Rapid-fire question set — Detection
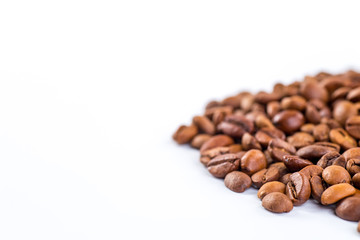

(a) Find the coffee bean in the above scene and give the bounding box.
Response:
[255,114,274,129]
[267,101,281,119]
[241,150,267,176]
[258,181,286,200]
[262,192,293,213]
[320,76,347,93]
[286,172,311,206]
[317,151,346,168]
[224,171,252,193]
[310,175,326,203]
[333,100,358,126]
[336,196,360,221]
[343,147,360,161]
[287,132,315,149]
[322,165,351,185]
[268,138,296,162]
[300,123,315,134]
[280,95,307,111]
[255,127,286,147]
[300,80,328,102]
[242,132,261,151]
[280,173,292,185]
[352,173,360,189]
[346,116,360,139]
[200,146,243,165]
[296,144,339,162]
[173,125,198,144]
[193,116,216,135]
[321,117,342,129]
[299,165,323,179]
[313,124,330,142]
[251,167,280,188]
[283,155,313,172]
[269,162,288,178]
[205,106,233,119]
[221,95,242,108]
[347,86,360,102]
[240,94,255,112]
[273,110,305,134]
[329,128,357,150]
[200,135,234,153]
[321,183,356,205]
[346,159,360,176]
[191,134,212,149]
[217,114,254,138]
[207,153,241,178]
[254,91,280,104]
[331,87,351,101]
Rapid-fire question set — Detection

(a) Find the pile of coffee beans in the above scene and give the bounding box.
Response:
[173,70,360,232]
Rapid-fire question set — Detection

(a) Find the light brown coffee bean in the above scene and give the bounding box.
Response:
[258,181,286,200]
[262,192,293,213]
[286,172,311,206]
[200,135,234,153]
[343,147,360,161]
[287,132,315,149]
[200,146,243,165]
[321,183,356,205]
[300,123,315,134]
[255,114,275,129]
[255,127,286,147]
[280,95,307,111]
[217,115,254,138]
[322,165,351,185]
[300,80,328,102]
[173,125,198,144]
[336,196,360,221]
[333,100,358,126]
[346,116,360,139]
[273,110,305,134]
[329,128,357,150]
[221,95,242,108]
[299,165,323,179]
[313,124,330,142]
[224,171,252,193]
[241,150,267,176]
[331,86,351,101]
[191,134,212,149]
[241,132,261,151]
[207,153,241,178]
[346,159,360,176]
[251,167,280,188]
[317,151,346,169]
[352,173,360,189]
[192,116,216,135]
[321,117,342,129]
[279,173,292,185]
[254,91,280,104]
[310,175,326,203]
[267,101,281,119]
[347,86,360,102]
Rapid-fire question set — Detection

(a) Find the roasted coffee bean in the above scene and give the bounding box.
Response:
[317,152,346,169]
[255,115,274,129]
[224,171,252,193]
[313,124,329,142]
[173,125,198,144]
[267,101,281,119]
[217,115,254,138]
[329,128,357,150]
[279,173,292,185]
[283,155,313,172]
[331,87,351,101]
[287,132,315,149]
[200,135,234,153]
[262,192,293,213]
[280,95,307,111]
[269,162,288,178]
[296,143,339,162]
[320,76,347,93]
[240,94,255,112]
[207,153,241,178]
[310,175,326,203]
[191,134,212,149]
[192,116,216,135]
[251,167,280,188]
[300,80,328,102]
[322,165,351,185]
[221,95,242,108]
[241,150,267,176]
[285,172,311,206]
[258,181,286,200]
[268,138,296,162]
[205,106,233,119]
[255,127,286,147]
[200,146,243,165]
[347,86,360,102]
[321,118,342,129]
[352,173,360,189]
[300,123,315,134]
[205,100,221,109]
[336,196,360,221]
[299,165,323,179]
[321,183,356,205]
[305,100,331,124]
[264,150,274,166]
[333,100,358,126]
[343,147,360,161]
[346,159,360,176]
[273,110,305,134]
[241,132,261,150]
[346,116,360,139]
[254,91,280,104]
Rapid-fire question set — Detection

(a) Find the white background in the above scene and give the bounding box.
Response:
[1,1,360,239]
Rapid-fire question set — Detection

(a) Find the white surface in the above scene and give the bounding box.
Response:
[1,0,360,239]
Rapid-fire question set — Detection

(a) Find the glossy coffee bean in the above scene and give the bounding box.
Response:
[287,132,314,149]
[191,134,211,149]
[279,173,292,185]
[335,196,360,221]
[346,116,360,139]
[280,95,307,111]
[251,167,280,188]
[352,173,360,189]
[267,101,281,119]
[254,127,285,147]
[217,115,254,138]
[313,124,329,142]
[343,147,360,161]
[173,125,198,144]
[317,151,346,168]
[310,175,326,203]
[241,150,267,176]
[299,165,323,179]
[200,135,234,153]
[346,159,360,176]
[322,165,351,185]
[286,172,311,206]
[200,145,243,165]
[321,183,356,205]
[300,80,328,102]
[262,192,293,213]
[255,115,275,129]
[329,128,357,150]
[207,153,241,178]
[268,138,296,162]
[333,100,357,126]
[224,171,252,193]
[283,155,313,172]
[258,181,286,200]
[347,86,360,102]
[273,110,305,134]
[192,116,216,135]
[241,132,261,151]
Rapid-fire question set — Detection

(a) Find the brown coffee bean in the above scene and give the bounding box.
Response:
[280,95,307,111]
[300,123,315,134]
[264,150,274,166]
[258,181,286,200]
[205,100,221,109]
[287,132,315,149]
[347,86,360,102]
[352,173,360,189]
[329,128,357,150]
[267,101,281,119]
[255,114,274,129]
[173,125,198,144]
[336,196,360,221]
[255,127,286,147]
[251,167,280,188]
[217,115,254,138]
[268,138,296,162]
[317,151,346,168]
[343,147,360,161]
[331,87,351,101]
[205,106,233,119]
[299,165,323,179]
[279,173,292,185]
[224,171,252,193]
[221,95,242,108]
[322,165,351,185]
[300,80,328,102]
[191,134,212,149]
[269,162,288,178]
[296,143,340,162]
[262,192,293,213]
[200,135,234,153]
[241,132,261,151]
[192,116,216,135]
[320,76,347,93]
[200,146,243,165]
[207,153,241,178]
[321,183,356,205]
[240,94,255,112]
[321,118,342,129]
[283,155,313,172]
[346,116,360,139]
[241,150,267,176]
[286,172,311,206]
[346,159,360,176]
[313,124,330,142]
[254,91,280,104]
[333,100,358,126]
[273,110,305,134]
[310,175,326,203]
[305,100,331,124]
